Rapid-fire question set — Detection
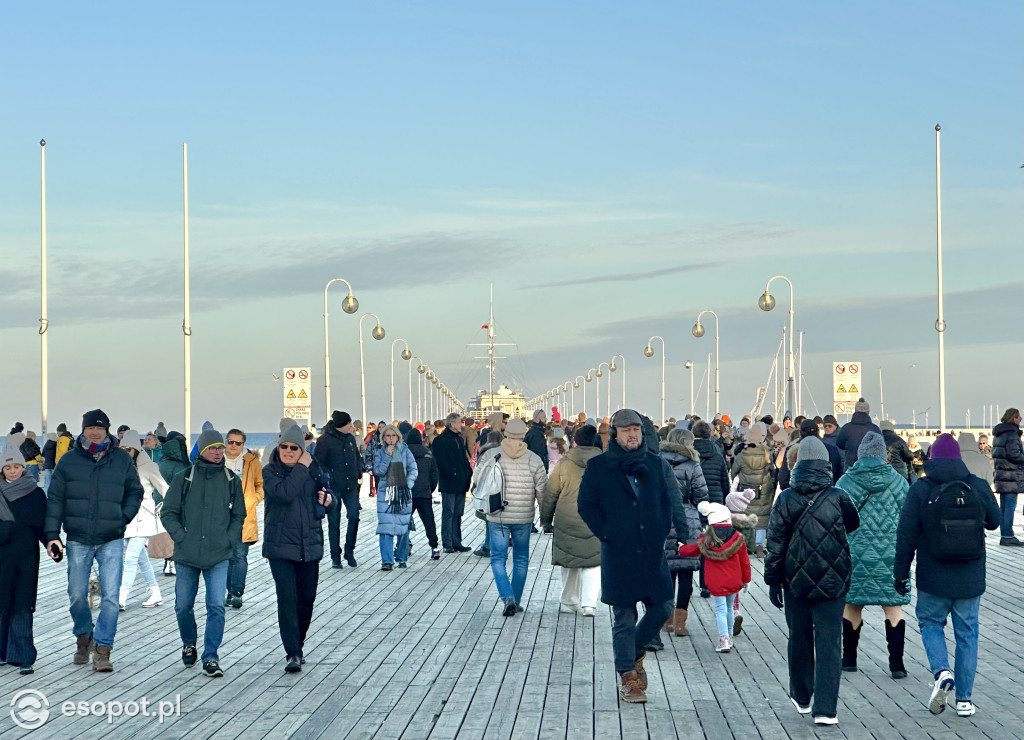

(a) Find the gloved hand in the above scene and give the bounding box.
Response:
[768,584,784,609]
[894,578,910,596]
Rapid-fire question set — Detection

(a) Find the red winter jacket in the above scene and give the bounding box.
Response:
[678,524,751,596]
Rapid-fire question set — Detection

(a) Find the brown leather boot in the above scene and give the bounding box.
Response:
[673,608,689,636]
[619,670,647,703]
[733,614,744,636]
[633,653,648,690]
[73,634,94,665]
[92,645,113,672]
[662,616,674,635]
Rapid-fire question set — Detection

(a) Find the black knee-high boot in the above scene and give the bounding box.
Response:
[842,618,861,672]
[885,619,907,679]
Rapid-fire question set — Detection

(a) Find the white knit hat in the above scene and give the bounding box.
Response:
[697,501,731,526]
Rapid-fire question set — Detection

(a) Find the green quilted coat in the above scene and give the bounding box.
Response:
[837,457,910,606]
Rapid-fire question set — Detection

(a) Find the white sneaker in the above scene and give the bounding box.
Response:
[715,637,731,653]
[790,697,811,715]
[813,715,838,726]
[142,586,163,607]
[581,607,595,617]
[955,701,976,717]
[118,587,129,611]
[559,603,579,614]
[929,670,955,715]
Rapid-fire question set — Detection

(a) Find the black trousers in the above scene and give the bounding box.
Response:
[327,489,360,560]
[0,611,35,666]
[672,570,695,610]
[784,591,844,717]
[411,498,438,549]
[440,492,465,549]
[269,559,320,660]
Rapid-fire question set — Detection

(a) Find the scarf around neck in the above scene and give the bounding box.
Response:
[78,433,111,459]
[384,444,411,513]
[0,474,38,522]
[608,437,649,477]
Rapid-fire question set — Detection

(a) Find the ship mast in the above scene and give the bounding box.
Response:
[469,284,515,411]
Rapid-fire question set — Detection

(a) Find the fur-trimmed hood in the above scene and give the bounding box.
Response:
[698,526,746,560]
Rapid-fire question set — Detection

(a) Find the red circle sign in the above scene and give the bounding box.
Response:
[835,364,845,374]
[849,364,859,374]
[298,370,309,380]
[285,370,296,380]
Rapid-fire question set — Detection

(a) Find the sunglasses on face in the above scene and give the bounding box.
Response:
[226,440,244,446]
[279,444,301,452]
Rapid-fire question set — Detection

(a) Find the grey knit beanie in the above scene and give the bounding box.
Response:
[797,436,829,462]
[279,425,306,449]
[854,398,869,414]
[197,428,225,456]
[858,431,887,461]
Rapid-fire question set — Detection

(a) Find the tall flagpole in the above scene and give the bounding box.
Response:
[39,140,49,435]
[934,125,947,431]
[182,144,192,443]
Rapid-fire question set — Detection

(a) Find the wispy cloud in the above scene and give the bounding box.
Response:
[524,261,725,289]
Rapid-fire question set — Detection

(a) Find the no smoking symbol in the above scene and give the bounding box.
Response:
[835,364,845,374]
[298,370,309,380]
[285,370,296,380]
[849,364,859,374]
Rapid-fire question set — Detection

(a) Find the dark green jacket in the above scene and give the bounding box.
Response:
[160,458,246,570]
[158,436,190,484]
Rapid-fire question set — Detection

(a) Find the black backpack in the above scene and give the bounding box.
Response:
[924,479,985,562]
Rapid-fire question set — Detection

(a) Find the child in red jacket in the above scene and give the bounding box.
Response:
[678,502,751,652]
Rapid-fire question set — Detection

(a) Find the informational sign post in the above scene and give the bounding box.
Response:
[832,361,862,416]
[283,367,312,425]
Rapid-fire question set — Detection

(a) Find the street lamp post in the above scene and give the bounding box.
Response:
[596,362,610,420]
[573,375,585,419]
[644,336,666,424]
[692,310,720,416]
[323,278,359,420]
[758,276,795,416]
[934,124,947,431]
[684,361,694,417]
[412,357,424,420]
[390,338,412,422]
[358,313,385,427]
[586,369,597,419]
[610,354,626,410]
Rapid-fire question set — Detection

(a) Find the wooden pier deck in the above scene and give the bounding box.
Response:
[1,492,1021,739]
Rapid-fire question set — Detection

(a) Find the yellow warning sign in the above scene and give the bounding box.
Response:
[298,389,308,399]
[836,384,846,394]
[849,383,858,394]
[286,389,296,399]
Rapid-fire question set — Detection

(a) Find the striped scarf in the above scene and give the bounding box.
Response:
[384,445,411,513]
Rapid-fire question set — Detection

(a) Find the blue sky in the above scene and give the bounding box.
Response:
[0,2,1021,432]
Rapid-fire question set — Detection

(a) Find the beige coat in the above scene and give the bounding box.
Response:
[540,446,602,568]
[481,439,547,525]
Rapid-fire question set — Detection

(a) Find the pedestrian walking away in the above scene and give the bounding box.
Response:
[262,425,331,672]
[160,428,246,678]
[118,430,169,611]
[578,409,690,705]
[991,408,1024,545]
[894,433,999,718]
[764,436,860,726]
[406,428,440,560]
[44,409,144,673]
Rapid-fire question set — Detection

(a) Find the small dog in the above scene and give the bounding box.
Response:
[88,577,101,610]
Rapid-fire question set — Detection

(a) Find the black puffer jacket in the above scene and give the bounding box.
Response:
[432,428,472,494]
[693,438,729,504]
[660,443,709,572]
[894,458,999,599]
[524,422,549,471]
[44,439,144,545]
[883,430,915,483]
[41,438,57,471]
[408,441,439,499]
[261,453,327,562]
[314,424,362,494]
[992,422,1024,495]
[19,437,41,465]
[764,459,860,601]
[836,412,882,470]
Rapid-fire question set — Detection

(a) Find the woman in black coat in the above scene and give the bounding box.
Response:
[0,446,48,674]
[262,429,332,673]
[406,429,440,560]
[992,408,1024,545]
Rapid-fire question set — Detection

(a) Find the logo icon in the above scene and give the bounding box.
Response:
[11,689,49,730]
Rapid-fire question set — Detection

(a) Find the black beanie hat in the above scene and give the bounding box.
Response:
[574,425,599,448]
[799,419,819,438]
[332,410,352,428]
[823,414,839,427]
[56,423,67,433]
[406,428,423,446]
[398,421,413,439]
[82,409,111,431]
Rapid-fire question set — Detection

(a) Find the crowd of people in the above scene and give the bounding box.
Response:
[0,399,1017,728]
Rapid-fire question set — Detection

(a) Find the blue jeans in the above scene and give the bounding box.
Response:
[999,493,1018,538]
[755,529,767,546]
[487,522,531,604]
[66,540,124,648]
[121,537,157,593]
[713,595,735,639]
[379,533,410,564]
[174,561,228,662]
[916,590,981,701]
[227,541,250,597]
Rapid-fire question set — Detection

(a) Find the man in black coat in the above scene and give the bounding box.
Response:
[432,412,472,553]
[692,421,729,504]
[314,411,363,568]
[578,409,688,705]
[777,419,843,489]
[524,410,549,471]
[894,434,998,717]
[835,399,882,470]
[880,420,915,484]
[44,409,144,672]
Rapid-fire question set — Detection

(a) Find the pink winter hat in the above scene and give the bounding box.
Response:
[726,489,756,513]
[929,433,961,460]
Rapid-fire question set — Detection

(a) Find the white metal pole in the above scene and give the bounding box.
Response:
[935,124,947,431]
[689,364,694,417]
[879,366,886,421]
[797,331,804,418]
[706,352,711,420]
[408,358,413,422]
[39,140,48,435]
[714,321,720,416]
[358,313,380,427]
[182,143,192,443]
